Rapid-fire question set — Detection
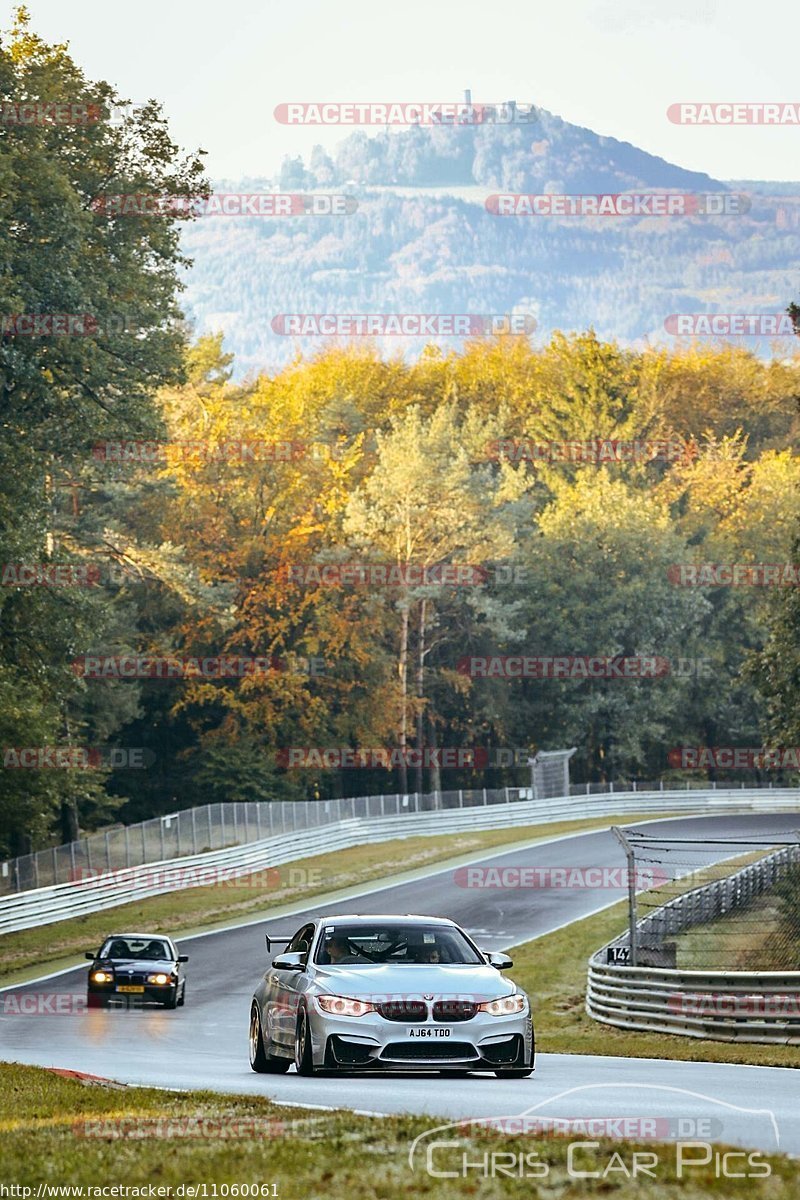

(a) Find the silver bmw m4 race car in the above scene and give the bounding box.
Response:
[249,914,534,1076]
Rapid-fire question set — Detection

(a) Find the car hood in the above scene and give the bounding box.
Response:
[312,963,518,1000]
[97,958,175,972]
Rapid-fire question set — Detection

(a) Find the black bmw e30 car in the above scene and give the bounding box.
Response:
[86,932,188,1008]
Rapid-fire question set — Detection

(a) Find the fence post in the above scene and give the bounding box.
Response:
[482,788,487,805]
[124,827,130,869]
[70,841,77,878]
[458,790,463,807]
[191,807,198,853]
[611,826,638,967]
[51,847,57,886]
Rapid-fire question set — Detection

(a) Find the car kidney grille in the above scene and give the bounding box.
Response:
[433,1000,478,1022]
[117,973,145,985]
[377,1000,428,1022]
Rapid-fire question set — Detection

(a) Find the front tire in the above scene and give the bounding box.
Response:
[294,1007,316,1076]
[250,1004,291,1074]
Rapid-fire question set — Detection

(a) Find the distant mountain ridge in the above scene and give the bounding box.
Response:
[180,107,799,376]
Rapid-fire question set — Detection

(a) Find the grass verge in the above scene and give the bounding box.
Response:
[0,1062,796,1198]
[0,811,683,984]
[675,892,799,970]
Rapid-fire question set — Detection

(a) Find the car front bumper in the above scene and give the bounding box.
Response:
[307,1004,534,1069]
[87,982,178,1006]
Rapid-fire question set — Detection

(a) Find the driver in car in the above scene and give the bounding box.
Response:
[325,935,364,964]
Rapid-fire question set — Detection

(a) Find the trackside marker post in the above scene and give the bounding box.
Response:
[611,825,638,967]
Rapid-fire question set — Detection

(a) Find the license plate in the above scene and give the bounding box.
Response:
[116,985,145,994]
[407,1027,452,1038]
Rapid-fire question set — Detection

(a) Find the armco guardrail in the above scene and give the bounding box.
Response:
[0,787,798,936]
[2,778,794,895]
[587,845,800,1044]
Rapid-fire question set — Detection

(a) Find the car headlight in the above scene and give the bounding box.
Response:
[477,994,526,1017]
[146,973,170,985]
[91,970,113,984]
[316,995,376,1017]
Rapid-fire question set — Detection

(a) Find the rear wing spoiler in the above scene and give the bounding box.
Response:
[265,934,292,954]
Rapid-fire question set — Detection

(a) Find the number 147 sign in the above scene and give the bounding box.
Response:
[606,946,630,964]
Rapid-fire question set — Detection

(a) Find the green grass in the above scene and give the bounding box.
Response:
[674,893,800,971]
[0,1062,796,1198]
[0,811,683,984]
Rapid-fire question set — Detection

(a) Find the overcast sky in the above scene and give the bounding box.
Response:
[4,0,800,182]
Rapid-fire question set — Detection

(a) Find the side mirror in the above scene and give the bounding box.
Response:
[272,951,304,972]
[486,951,513,970]
[177,955,189,963]
[85,951,96,960]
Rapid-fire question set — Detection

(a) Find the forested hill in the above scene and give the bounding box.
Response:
[180,109,800,376]
[271,107,720,191]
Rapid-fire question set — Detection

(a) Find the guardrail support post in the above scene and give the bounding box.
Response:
[612,825,638,967]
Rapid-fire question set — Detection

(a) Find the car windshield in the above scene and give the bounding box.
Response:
[100,937,172,960]
[314,923,483,965]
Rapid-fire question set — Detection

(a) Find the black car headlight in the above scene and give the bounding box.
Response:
[146,973,170,985]
[90,970,114,984]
